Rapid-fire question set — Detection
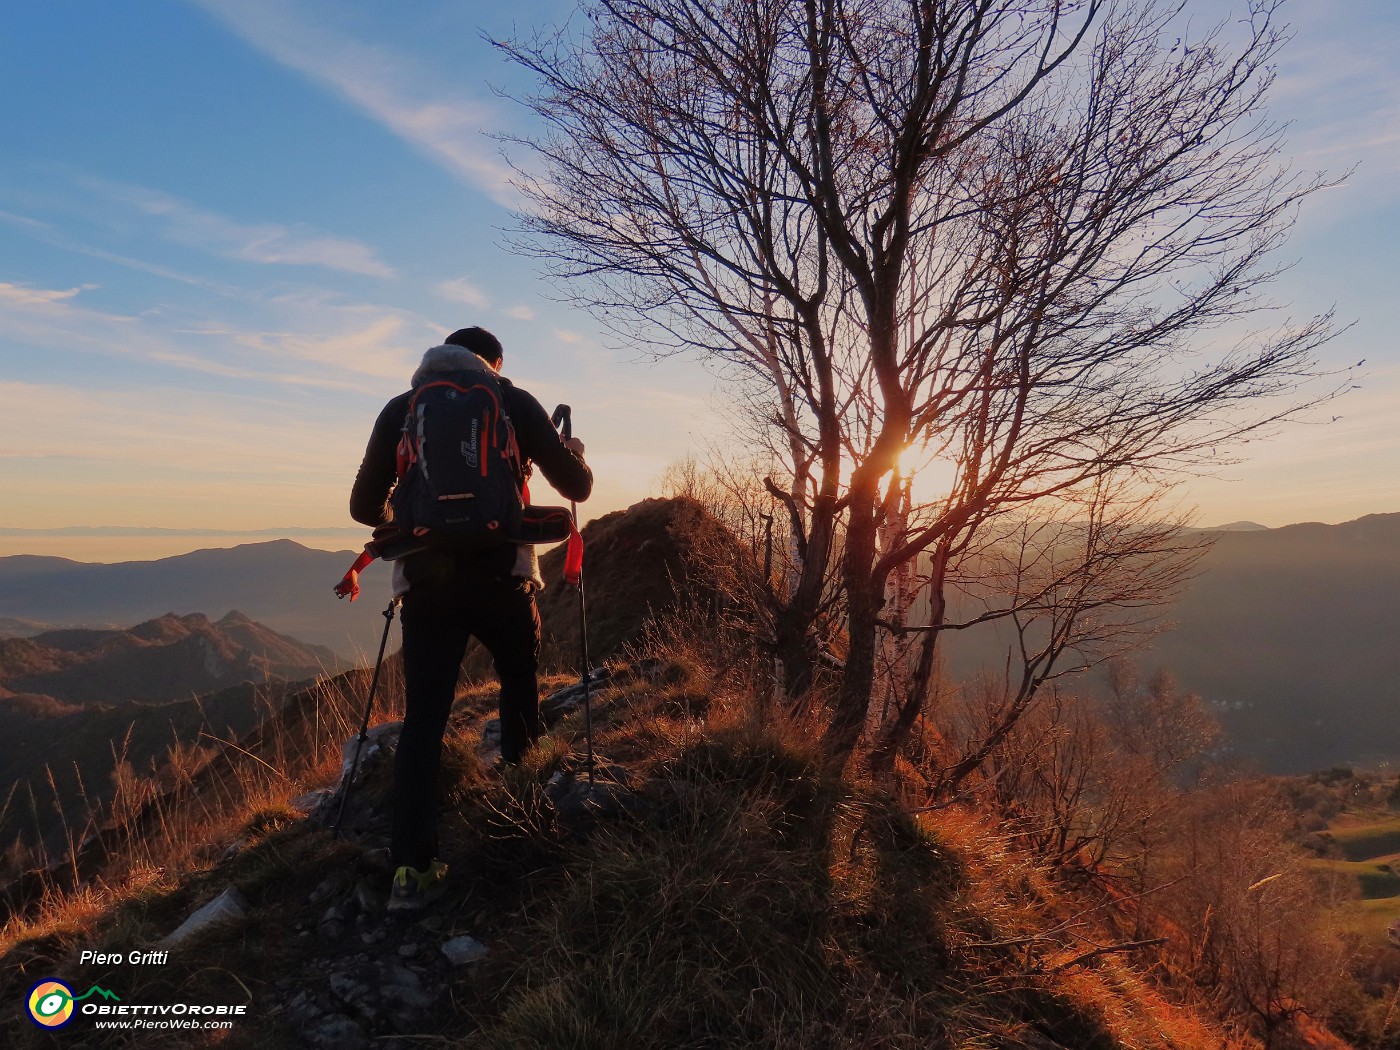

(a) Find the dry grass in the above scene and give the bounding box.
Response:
[0,631,1254,1050]
[449,681,1242,1050]
[0,661,396,958]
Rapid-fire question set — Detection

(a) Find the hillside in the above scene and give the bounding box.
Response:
[0,500,1375,1049]
[1147,513,1400,772]
[0,617,56,640]
[941,512,1400,773]
[1283,769,1400,952]
[0,611,344,704]
[0,612,345,875]
[465,496,743,678]
[2,508,1396,773]
[0,661,1270,1050]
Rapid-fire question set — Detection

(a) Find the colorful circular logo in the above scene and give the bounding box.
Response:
[27,980,76,1028]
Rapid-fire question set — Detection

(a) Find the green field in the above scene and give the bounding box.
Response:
[1334,897,1400,944]
[1310,858,1400,899]
[1315,813,1400,948]
[1329,815,1400,863]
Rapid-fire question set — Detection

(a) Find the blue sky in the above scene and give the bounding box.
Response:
[1,0,1396,561]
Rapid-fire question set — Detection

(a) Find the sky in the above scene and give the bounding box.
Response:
[1,0,1396,563]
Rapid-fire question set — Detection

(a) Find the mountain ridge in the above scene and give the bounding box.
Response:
[2,509,1397,772]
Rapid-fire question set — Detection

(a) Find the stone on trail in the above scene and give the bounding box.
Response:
[440,935,489,966]
[161,885,249,947]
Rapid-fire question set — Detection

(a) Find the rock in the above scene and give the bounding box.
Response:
[398,943,421,959]
[329,973,369,1004]
[593,762,632,786]
[440,935,489,966]
[545,771,648,824]
[540,671,610,726]
[309,873,349,905]
[319,902,350,940]
[303,1013,370,1050]
[161,886,248,947]
[340,722,403,781]
[306,959,443,1039]
[319,722,404,831]
[284,989,318,1026]
[479,718,502,749]
[378,961,435,1012]
[292,788,332,815]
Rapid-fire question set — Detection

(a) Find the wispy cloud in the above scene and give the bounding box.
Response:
[2,177,352,293]
[434,277,490,308]
[505,305,535,321]
[0,280,431,390]
[79,177,394,277]
[1265,3,1400,210]
[187,0,520,208]
[0,209,48,230]
[0,283,88,308]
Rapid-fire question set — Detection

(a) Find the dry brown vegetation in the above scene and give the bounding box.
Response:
[0,618,1268,1049]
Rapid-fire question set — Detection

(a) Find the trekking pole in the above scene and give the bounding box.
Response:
[552,404,594,786]
[333,596,400,834]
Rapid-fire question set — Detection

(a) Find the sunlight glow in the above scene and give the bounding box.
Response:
[896,444,960,509]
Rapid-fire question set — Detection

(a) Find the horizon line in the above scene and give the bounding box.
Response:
[0,526,366,537]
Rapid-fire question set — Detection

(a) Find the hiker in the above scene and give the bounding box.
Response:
[349,327,592,910]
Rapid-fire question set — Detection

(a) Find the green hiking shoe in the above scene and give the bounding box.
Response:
[387,861,448,913]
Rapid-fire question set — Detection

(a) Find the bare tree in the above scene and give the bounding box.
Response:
[499,0,1337,767]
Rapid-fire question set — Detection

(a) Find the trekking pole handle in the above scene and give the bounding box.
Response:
[551,404,572,440]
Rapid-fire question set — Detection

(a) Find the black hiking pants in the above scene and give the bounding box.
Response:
[392,553,541,871]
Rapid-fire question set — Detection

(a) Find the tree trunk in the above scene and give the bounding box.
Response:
[821,487,883,766]
[773,488,838,703]
[868,545,948,774]
[773,612,817,700]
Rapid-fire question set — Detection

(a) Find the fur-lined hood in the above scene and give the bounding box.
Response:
[411,344,497,388]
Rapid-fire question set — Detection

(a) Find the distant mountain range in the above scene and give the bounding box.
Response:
[1145,513,1400,773]
[0,610,345,704]
[940,513,1400,773]
[0,540,392,657]
[0,511,1396,774]
[0,526,365,537]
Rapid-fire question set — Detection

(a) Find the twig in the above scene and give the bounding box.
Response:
[1051,937,1167,973]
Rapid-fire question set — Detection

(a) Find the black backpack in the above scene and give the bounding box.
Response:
[390,370,524,547]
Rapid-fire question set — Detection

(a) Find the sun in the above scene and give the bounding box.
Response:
[895,444,961,509]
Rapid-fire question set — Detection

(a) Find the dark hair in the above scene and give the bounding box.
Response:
[444,327,503,364]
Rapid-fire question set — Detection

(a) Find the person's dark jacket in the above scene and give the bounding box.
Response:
[349,345,592,580]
